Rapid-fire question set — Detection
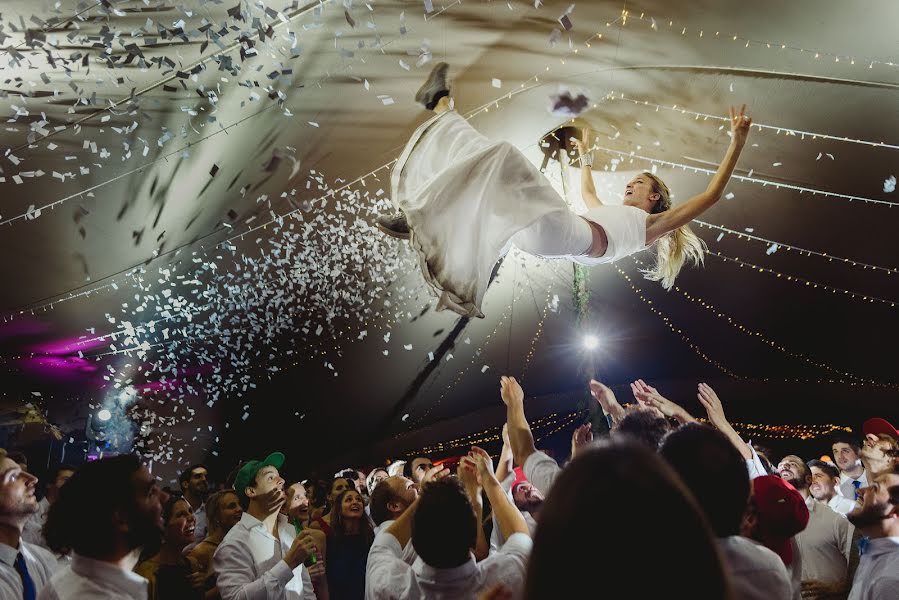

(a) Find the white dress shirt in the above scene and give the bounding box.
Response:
[839,471,868,502]
[847,537,899,600]
[373,521,418,564]
[214,511,315,600]
[827,494,858,517]
[365,531,532,600]
[22,498,51,548]
[522,451,561,496]
[797,496,853,584]
[716,536,792,600]
[193,501,208,542]
[0,540,59,598]
[37,553,147,600]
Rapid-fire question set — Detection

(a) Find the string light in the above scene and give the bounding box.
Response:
[607,93,899,150]
[694,221,899,275]
[588,143,898,208]
[707,251,896,308]
[629,257,899,390]
[620,9,896,69]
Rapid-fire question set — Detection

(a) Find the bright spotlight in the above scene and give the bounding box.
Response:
[583,335,599,350]
[97,409,112,422]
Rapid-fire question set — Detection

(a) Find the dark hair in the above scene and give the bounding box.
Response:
[525,439,730,599]
[412,478,476,569]
[369,479,398,526]
[7,451,27,467]
[44,455,147,557]
[329,489,374,544]
[50,464,77,481]
[403,457,428,479]
[162,494,189,525]
[831,433,861,453]
[659,423,750,537]
[179,464,208,486]
[807,459,840,480]
[615,410,672,450]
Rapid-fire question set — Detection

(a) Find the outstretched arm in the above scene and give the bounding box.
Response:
[697,383,752,460]
[570,128,603,209]
[501,376,538,466]
[645,105,752,243]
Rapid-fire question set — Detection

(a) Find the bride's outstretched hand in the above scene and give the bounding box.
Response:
[570,127,594,156]
[730,104,752,147]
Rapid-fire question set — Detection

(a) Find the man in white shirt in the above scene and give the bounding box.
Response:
[22,465,75,550]
[365,447,531,599]
[808,459,858,516]
[778,455,856,598]
[833,434,868,501]
[38,454,167,600]
[369,476,417,536]
[214,452,322,600]
[660,423,792,600]
[846,463,899,600]
[180,464,211,542]
[0,448,60,599]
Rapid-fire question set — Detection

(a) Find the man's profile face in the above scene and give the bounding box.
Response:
[126,466,167,552]
[848,473,899,530]
[0,457,39,522]
[832,442,860,472]
[512,481,544,513]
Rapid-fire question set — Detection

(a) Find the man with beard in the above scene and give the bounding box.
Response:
[846,463,899,600]
[214,452,323,600]
[39,455,168,600]
[0,448,59,599]
[860,433,898,478]
[808,459,858,516]
[179,464,210,542]
[777,455,855,600]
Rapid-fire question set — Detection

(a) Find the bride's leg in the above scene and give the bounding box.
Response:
[510,210,596,258]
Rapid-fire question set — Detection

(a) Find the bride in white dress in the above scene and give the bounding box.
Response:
[377,63,753,318]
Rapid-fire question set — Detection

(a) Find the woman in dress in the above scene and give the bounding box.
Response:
[187,490,243,599]
[135,496,203,600]
[376,63,752,318]
[325,488,375,600]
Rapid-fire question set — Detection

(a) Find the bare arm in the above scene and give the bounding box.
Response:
[501,376,538,466]
[470,447,529,539]
[645,105,752,243]
[570,129,603,209]
[495,425,513,484]
[697,383,752,460]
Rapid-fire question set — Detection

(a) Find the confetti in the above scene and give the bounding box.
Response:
[885,175,896,193]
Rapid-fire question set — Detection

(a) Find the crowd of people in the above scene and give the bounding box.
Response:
[0,376,896,599]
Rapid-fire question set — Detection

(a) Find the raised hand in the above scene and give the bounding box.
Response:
[468,446,497,485]
[729,104,752,147]
[457,455,481,494]
[501,423,510,447]
[589,379,625,423]
[569,127,595,156]
[631,379,694,423]
[571,423,593,459]
[500,376,525,407]
[697,382,729,430]
[420,463,450,488]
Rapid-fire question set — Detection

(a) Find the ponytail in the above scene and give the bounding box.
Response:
[638,172,707,289]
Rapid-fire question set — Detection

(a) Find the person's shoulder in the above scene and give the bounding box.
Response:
[719,536,787,571]
[22,540,58,565]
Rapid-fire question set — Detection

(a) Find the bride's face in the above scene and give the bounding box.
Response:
[622,176,660,213]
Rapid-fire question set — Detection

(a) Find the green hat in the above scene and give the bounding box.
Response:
[234,452,285,503]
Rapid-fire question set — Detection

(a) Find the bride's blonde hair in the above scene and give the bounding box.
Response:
[640,172,707,289]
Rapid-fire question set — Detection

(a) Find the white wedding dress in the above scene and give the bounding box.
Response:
[390,110,649,318]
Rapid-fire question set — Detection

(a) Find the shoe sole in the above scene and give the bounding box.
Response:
[376,222,411,240]
[415,62,449,105]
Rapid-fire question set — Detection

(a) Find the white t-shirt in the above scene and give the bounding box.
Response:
[716,536,792,600]
[37,554,148,600]
[0,540,59,598]
[365,531,531,599]
[847,536,899,600]
[214,512,316,600]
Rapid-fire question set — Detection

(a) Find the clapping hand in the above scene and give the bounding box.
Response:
[571,423,593,459]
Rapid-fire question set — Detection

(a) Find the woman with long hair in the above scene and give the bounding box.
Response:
[187,490,243,599]
[325,488,375,600]
[135,495,203,600]
[309,477,353,535]
[376,63,752,318]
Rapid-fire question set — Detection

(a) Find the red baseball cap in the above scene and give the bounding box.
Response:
[751,475,810,566]
[863,418,899,438]
[511,467,528,495]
